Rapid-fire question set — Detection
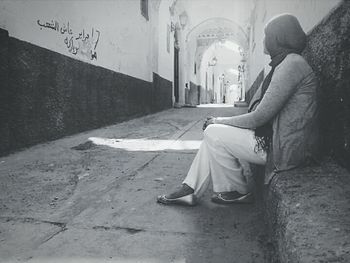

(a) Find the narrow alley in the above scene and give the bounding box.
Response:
[1,0,350,262]
[0,106,271,262]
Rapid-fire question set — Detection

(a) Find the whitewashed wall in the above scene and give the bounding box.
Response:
[0,0,158,82]
[180,0,253,31]
[157,0,174,82]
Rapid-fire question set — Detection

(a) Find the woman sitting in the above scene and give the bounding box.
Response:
[157,14,319,206]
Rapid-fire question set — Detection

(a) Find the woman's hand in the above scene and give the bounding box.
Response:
[202,116,216,131]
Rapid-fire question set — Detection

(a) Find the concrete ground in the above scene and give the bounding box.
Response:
[0,105,271,263]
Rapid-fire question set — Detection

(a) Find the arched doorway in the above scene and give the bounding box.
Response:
[184,17,249,105]
[198,40,246,105]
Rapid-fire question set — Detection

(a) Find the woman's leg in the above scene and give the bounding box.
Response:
[182,137,212,197]
[156,139,209,205]
[183,124,267,196]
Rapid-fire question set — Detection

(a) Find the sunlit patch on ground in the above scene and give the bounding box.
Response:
[88,137,202,152]
[197,104,234,108]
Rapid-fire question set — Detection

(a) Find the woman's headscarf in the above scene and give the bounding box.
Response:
[264,14,307,66]
[251,14,307,153]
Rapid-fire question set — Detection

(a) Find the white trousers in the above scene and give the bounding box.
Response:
[183,124,267,197]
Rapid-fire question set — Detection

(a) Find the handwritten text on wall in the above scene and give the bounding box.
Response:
[37,19,100,60]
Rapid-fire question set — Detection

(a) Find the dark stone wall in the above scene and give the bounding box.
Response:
[186,82,213,105]
[188,81,199,105]
[0,28,172,156]
[303,0,350,169]
[199,86,212,104]
[0,29,10,154]
[151,72,172,112]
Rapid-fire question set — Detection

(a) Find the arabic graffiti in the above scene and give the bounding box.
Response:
[37,19,100,60]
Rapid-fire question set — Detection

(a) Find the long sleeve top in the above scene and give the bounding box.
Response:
[216,54,319,181]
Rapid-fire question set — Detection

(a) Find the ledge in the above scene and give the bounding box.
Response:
[264,160,350,262]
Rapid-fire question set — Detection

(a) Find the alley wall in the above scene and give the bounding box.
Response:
[0,0,158,81]
[303,0,350,169]
[0,0,174,156]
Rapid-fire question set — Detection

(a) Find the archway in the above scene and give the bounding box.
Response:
[184,17,249,105]
[199,40,246,104]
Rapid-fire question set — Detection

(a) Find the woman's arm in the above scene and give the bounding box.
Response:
[214,55,306,129]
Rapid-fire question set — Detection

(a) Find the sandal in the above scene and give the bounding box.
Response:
[211,192,254,204]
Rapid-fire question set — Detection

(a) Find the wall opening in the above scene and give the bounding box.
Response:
[197,40,246,105]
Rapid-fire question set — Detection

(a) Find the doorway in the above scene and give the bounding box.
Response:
[174,46,179,103]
